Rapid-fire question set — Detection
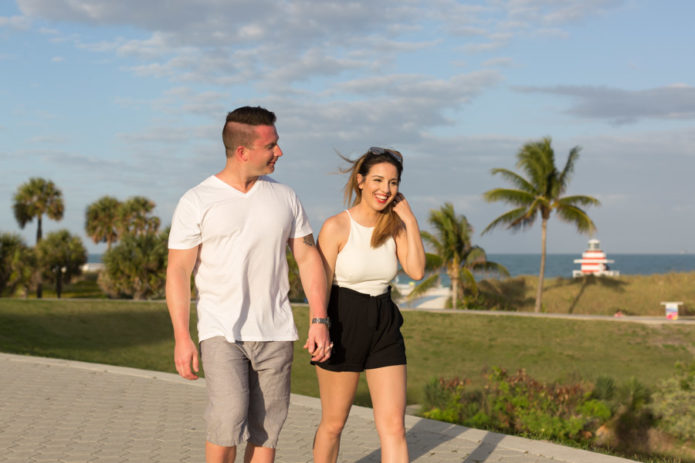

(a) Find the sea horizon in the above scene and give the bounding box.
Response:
[482,253,695,279]
[89,252,695,280]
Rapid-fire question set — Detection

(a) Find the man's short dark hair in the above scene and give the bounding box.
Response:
[222,106,277,157]
[225,106,276,126]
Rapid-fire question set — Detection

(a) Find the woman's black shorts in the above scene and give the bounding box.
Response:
[314,285,406,372]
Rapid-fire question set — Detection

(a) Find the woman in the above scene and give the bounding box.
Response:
[311,147,425,463]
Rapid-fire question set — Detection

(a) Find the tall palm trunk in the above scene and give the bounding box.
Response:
[449,270,459,309]
[55,270,63,299]
[36,215,43,299]
[448,255,460,309]
[534,218,548,313]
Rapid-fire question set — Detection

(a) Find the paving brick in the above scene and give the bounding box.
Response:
[1,352,641,463]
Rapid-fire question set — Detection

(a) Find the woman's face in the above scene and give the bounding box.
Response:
[357,162,400,211]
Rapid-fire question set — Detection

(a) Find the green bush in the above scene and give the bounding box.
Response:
[36,230,87,298]
[422,377,468,423]
[0,233,34,296]
[422,368,608,442]
[99,230,168,300]
[652,363,695,441]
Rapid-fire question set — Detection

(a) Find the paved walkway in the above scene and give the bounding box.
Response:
[0,353,638,463]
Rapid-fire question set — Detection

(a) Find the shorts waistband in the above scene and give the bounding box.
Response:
[331,285,391,301]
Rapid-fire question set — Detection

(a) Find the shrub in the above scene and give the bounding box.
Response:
[35,230,87,298]
[652,363,695,441]
[422,368,609,442]
[99,230,168,300]
[0,233,31,296]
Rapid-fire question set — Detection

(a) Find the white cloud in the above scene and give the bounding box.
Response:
[499,0,622,25]
[7,0,690,254]
[14,0,621,92]
[514,84,695,124]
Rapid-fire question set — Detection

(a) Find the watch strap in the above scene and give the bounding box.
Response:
[311,317,331,327]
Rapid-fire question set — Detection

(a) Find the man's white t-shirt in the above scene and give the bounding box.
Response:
[168,175,312,343]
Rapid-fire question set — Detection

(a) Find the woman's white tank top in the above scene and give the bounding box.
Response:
[333,210,398,296]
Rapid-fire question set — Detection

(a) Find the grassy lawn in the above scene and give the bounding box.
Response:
[2,298,694,408]
[482,271,695,316]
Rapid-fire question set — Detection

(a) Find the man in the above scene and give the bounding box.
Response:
[166,106,331,463]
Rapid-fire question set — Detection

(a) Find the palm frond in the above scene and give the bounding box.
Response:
[489,168,537,193]
[459,267,479,298]
[482,188,536,206]
[473,260,510,277]
[557,195,601,208]
[557,146,581,193]
[464,246,487,265]
[517,138,556,191]
[420,231,443,255]
[424,252,443,271]
[407,273,441,301]
[482,207,533,234]
[556,205,597,234]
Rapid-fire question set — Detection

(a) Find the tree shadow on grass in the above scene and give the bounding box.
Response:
[476,277,534,311]
[548,275,628,314]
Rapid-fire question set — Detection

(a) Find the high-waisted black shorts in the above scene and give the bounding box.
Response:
[314,285,406,372]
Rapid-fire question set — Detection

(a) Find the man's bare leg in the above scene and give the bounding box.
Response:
[244,443,275,463]
[206,441,236,463]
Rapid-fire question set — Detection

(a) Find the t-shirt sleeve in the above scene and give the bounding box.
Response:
[290,190,313,239]
[168,193,203,249]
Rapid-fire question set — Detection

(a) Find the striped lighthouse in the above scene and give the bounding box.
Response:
[572,239,619,277]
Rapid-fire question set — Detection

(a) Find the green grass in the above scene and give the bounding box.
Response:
[0,298,178,371]
[481,272,695,316]
[3,298,694,409]
[18,273,107,299]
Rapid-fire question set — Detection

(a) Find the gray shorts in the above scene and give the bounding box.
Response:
[200,337,294,448]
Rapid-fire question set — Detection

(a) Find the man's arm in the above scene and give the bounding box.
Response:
[288,234,330,362]
[166,247,200,380]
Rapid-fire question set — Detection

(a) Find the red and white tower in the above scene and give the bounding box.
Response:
[572,239,619,277]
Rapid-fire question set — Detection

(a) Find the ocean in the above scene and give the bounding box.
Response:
[486,253,695,278]
[89,253,695,279]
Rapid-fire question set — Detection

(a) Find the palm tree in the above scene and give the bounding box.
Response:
[482,137,600,313]
[85,196,121,250]
[409,203,509,309]
[13,177,65,298]
[13,178,65,244]
[117,196,161,237]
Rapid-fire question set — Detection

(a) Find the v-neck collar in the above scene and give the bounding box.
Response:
[211,174,264,196]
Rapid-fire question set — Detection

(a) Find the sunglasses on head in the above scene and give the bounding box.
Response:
[368,146,403,164]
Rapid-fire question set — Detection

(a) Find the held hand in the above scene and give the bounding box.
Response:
[391,193,415,222]
[303,323,333,363]
[174,337,199,380]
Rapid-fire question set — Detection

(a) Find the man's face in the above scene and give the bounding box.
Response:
[244,125,283,175]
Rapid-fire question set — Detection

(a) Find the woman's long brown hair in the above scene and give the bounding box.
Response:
[341,150,404,247]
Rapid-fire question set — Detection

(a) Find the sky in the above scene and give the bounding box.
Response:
[1,0,694,256]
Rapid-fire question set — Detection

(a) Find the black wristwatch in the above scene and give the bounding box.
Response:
[311,317,331,328]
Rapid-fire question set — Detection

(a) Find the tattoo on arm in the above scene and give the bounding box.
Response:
[302,235,316,247]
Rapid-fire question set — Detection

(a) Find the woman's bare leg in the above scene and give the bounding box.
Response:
[313,368,360,463]
[365,365,408,463]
